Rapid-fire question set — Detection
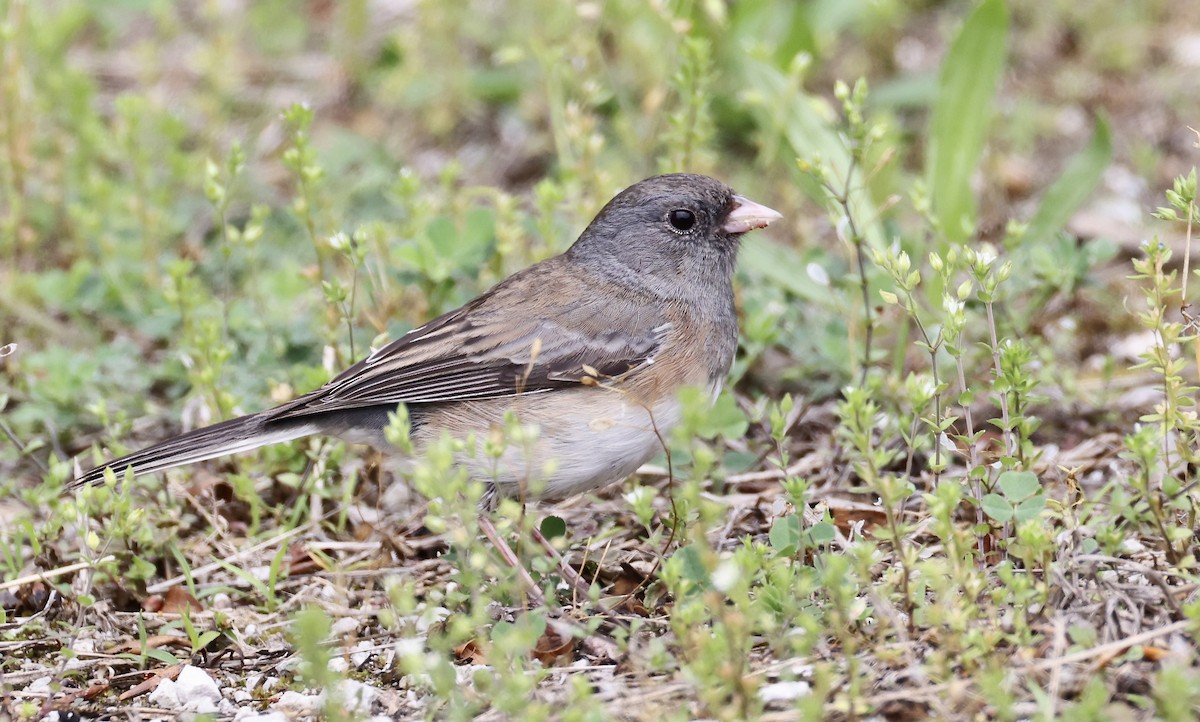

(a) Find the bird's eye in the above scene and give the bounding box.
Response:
[668,209,696,233]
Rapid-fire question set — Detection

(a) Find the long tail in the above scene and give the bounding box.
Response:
[70,412,317,490]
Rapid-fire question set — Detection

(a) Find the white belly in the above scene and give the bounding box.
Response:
[403,390,682,502]
[482,394,681,501]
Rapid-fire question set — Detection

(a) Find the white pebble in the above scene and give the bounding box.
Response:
[758,680,812,703]
[274,690,322,714]
[328,679,379,716]
[234,711,289,722]
[175,665,222,713]
[332,616,360,636]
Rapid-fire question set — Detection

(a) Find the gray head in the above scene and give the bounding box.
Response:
[568,173,781,296]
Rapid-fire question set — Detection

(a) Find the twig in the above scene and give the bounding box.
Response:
[478,514,543,608]
[1021,619,1192,672]
[0,556,116,593]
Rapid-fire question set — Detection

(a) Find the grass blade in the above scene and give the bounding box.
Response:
[1026,115,1113,243]
[926,0,1010,243]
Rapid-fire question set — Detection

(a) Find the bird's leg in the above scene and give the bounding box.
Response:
[477,514,544,607]
[530,525,597,603]
[482,482,596,604]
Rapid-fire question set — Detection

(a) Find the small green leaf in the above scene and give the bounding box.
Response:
[539,515,566,540]
[981,493,1014,522]
[997,470,1040,499]
[1014,495,1046,523]
[769,515,802,554]
[806,521,836,546]
[491,620,516,644]
[195,630,222,651]
[675,543,711,586]
[148,648,182,665]
[701,391,749,440]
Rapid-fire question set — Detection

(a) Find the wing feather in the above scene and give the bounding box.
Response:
[267,264,669,422]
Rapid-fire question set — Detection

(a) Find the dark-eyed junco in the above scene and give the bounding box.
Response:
[72,174,781,503]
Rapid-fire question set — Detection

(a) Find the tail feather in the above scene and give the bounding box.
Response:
[70,413,316,490]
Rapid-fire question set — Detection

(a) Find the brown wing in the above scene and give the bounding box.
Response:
[267,259,668,420]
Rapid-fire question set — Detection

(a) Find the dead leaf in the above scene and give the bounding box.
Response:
[453,639,486,665]
[287,545,323,575]
[157,585,205,615]
[531,625,576,666]
[118,663,183,701]
[825,496,889,534]
[1141,646,1170,662]
[106,634,192,655]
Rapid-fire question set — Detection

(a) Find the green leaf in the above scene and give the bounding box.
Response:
[769,515,802,555]
[926,0,1009,243]
[738,241,829,303]
[422,208,495,278]
[1026,115,1113,244]
[490,620,516,645]
[194,630,222,651]
[539,515,566,540]
[680,387,748,440]
[1014,495,1046,523]
[674,543,711,586]
[997,470,1040,499]
[705,391,749,440]
[981,493,1013,522]
[148,648,182,665]
[807,521,836,545]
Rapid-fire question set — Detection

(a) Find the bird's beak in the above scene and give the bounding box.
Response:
[722,195,783,234]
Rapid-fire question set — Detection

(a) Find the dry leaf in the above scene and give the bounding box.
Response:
[118,663,183,701]
[287,545,323,575]
[453,639,486,665]
[532,626,576,666]
[161,585,204,615]
[1141,646,1170,662]
[106,634,192,655]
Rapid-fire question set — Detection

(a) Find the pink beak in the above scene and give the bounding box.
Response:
[722,195,783,234]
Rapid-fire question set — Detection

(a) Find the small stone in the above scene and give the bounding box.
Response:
[1119,538,1147,554]
[233,711,289,722]
[275,690,322,714]
[350,639,375,667]
[148,677,182,709]
[332,616,359,636]
[65,640,96,670]
[328,657,349,673]
[328,679,379,716]
[758,680,811,703]
[175,665,222,713]
[415,606,451,633]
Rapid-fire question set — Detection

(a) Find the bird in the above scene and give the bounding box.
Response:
[71,173,782,506]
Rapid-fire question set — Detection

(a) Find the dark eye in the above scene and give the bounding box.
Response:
[668,209,696,232]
